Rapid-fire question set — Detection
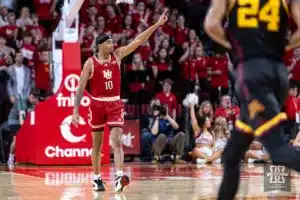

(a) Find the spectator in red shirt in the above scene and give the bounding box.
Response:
[178,41,198,95]
[21,34,36,68]
[132,2,150,29]
[25,14,47,38]
[193,46,210,92]
[215,95,240,128]
[173,15,188,46]
[34,50,50,94]
[96,16,110,35]
[152,48,172,90]
[153,37,174,58]
[287,48,300,84]
[120,15,136,40]
[136,39,152,62]
[33,0,56,33]
[105,5,121,33]
[155,79,177,119]
[208,53,229,105]
[83,6,96,26]
[1,12,18,47]
[283,83,299,141]
[79,24,96,61]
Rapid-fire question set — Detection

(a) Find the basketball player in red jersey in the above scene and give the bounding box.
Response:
[72,10,168,192]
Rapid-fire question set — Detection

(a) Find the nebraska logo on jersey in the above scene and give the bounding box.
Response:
[103,69,112,79]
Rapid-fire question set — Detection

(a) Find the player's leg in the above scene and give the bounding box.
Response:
[107,101,129,192]
[91,131,104,178]
[110,126,130,192]
[88,105,106,191]
[110,126,124,171]
[218,60,263,200]
[217,109,254,200]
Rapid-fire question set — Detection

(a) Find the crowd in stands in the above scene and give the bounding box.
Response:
[1,0,300,165]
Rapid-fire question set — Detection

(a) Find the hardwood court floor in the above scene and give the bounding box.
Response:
[0,163,300,200]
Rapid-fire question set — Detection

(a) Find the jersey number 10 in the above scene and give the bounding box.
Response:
[237,0,280,32]
[105,81,113,90]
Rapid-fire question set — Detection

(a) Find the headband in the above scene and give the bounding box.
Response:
[96,34,112,45]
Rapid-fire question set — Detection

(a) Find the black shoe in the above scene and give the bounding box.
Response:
[93,178,105,192]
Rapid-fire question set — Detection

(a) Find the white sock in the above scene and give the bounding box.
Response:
[9,154,14,161]
[116,170,124,177]
[93,174,101,180]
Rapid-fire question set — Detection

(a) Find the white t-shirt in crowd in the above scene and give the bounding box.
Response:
[15,65,25,94]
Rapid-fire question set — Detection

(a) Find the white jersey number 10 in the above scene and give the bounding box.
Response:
[105,81,113,90]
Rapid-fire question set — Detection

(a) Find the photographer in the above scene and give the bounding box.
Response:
[150,104,186,164]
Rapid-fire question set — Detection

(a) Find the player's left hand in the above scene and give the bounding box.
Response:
[157,9,168,26]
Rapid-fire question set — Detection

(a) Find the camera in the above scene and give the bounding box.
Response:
[152,105,167,116]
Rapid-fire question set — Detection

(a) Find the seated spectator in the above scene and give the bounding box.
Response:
[155,78,177,119]
[189,116,215,164]
[215,95,240,130]
[150,105,186,164]
[245,141,270,163]
[198,100,214,119]
[6,52,36,169]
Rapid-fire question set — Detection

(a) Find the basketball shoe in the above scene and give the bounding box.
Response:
[114,175,130,192]
[93,178,105,192]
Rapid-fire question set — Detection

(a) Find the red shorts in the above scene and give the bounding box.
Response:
[88,98,124,131]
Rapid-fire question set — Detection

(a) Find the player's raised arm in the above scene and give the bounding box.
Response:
[115,9,168,60]
[204,0,232,49]
[286,0,300,51]
[72,58,92,126]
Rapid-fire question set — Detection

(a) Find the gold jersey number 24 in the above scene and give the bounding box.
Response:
[237,0,280,32]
